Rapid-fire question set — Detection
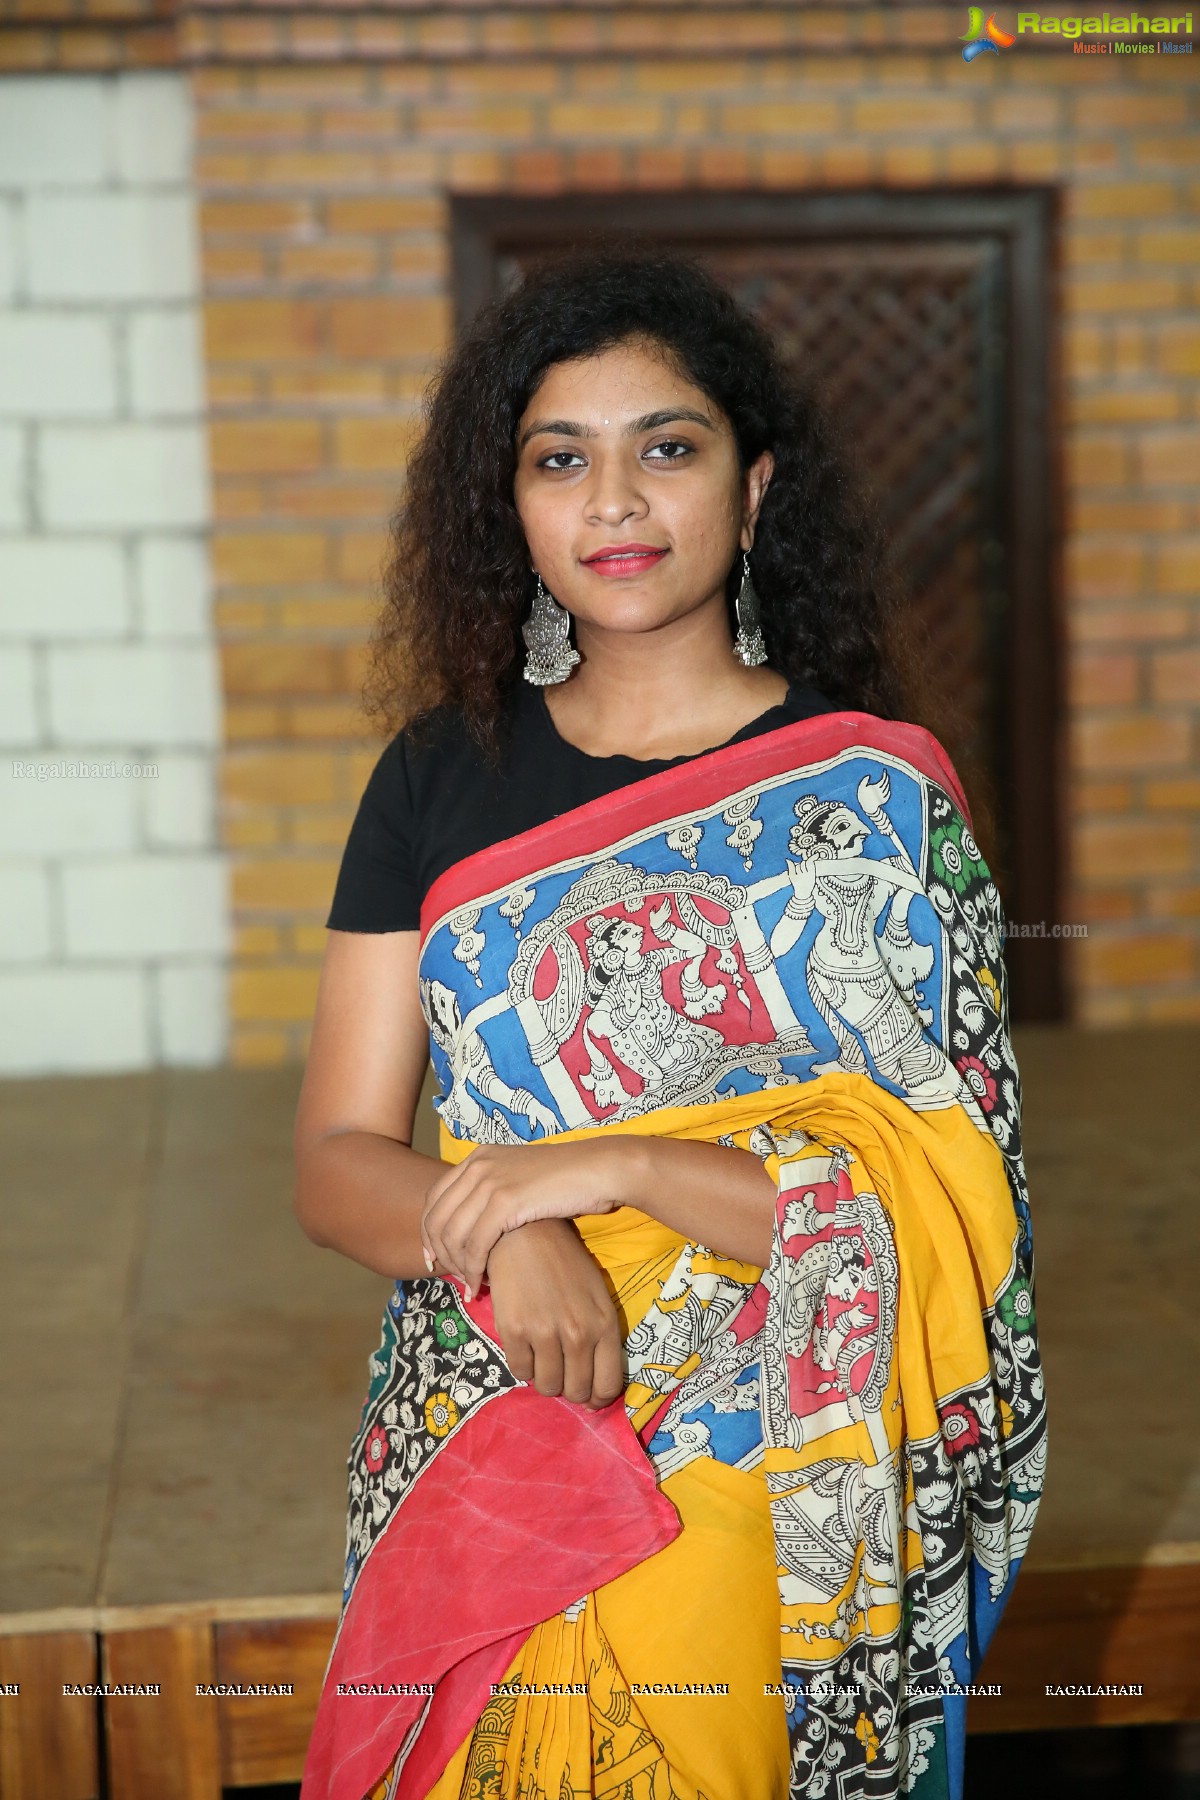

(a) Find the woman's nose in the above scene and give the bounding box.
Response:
[583,454,648,524]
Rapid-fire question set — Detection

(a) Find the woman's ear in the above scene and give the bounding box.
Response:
[741,449,775,549]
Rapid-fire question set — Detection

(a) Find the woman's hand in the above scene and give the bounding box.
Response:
[420,1139,627,1299]
[484,1218,625,1411]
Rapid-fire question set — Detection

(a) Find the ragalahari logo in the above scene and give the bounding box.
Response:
[961,7,1018,55]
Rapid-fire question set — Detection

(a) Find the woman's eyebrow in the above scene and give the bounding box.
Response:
[628,407,715,435]
[518,417,592,450]
[518,407,716,452]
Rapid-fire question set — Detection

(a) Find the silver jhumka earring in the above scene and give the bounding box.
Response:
[521,573,580,686]
[733,550,768,667]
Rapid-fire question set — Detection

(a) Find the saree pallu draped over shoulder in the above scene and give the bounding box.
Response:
[300,711,1047,1800]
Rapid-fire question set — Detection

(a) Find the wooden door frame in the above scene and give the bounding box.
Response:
[451,191,1065,1023]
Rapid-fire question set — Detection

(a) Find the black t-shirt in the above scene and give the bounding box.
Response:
[325,677,840,934]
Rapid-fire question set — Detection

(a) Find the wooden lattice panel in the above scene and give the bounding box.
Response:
[698,239,1008,831]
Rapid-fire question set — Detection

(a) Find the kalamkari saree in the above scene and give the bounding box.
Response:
[300,709,1047,1800]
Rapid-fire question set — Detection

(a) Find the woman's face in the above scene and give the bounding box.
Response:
[512,335,773,648]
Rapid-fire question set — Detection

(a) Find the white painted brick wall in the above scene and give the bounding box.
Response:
[40,422,210,530]
[0,647,39,744]
[63,854,228,959]
[0,200,19,305]
[0,538,129,637]
[0,72,228,1075]
[0,423,26,527]
[0,315,118,417]
[140,753,219,849]
[115,73,194,186]
[0,79,111,187]
[136,536,212,639]
[129,310,206,418]
[0,865,53,965]
[3,755,140,856]
[47,644,222,745]
[27,193,199,304]
[157,964,226,1067]
[0,968,151,1073]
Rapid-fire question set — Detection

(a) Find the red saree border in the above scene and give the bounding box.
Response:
[419,710,971,943]
[300,1377,682,1800]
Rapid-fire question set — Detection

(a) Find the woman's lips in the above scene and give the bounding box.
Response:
[581,546,669,578]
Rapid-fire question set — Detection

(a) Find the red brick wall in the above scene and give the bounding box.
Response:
[4,4,1196,1055]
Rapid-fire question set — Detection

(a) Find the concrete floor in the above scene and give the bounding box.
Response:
[2,1023,1198,1624]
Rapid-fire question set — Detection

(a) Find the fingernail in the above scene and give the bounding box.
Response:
[463,1285,473,1303]
[422,1248,434,1273]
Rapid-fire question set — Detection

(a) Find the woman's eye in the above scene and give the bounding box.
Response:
[540,450,586,471]
[645,440,692,461]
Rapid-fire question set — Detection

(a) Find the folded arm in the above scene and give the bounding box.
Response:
[421,1132,777,1298]
[296,928,776,1312]
[294,929,708,1409]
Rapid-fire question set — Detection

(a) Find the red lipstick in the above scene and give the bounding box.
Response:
[581,542,669,578]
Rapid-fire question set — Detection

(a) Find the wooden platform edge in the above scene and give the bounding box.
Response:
[0,1631,98,1800]
[3,1555,1198,1794]
[0,1593,341,1639]
[968,1559,1200,1733]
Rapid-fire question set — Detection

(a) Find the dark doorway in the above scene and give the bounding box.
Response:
[453,192,1063,1024]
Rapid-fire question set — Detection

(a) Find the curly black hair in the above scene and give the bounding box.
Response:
[361,243,996,855]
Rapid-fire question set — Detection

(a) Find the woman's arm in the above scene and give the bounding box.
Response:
[298,932,776,1294]
[295,928,629,1407]
[421,1133,778,1295]
[293,928,442,1280]
[606,1136,777,1268]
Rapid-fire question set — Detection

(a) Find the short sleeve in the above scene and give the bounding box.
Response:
[325,734,420,933]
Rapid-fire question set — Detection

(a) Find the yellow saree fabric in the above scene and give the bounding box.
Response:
[366,1070,1017,1800]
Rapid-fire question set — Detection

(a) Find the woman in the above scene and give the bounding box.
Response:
[296,250,1046,1800]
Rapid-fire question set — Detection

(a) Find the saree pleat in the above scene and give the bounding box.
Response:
[370,1455,790,1800]
[368,1190,790,1800]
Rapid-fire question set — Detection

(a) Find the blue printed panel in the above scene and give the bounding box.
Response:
[417,751,982,1147]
